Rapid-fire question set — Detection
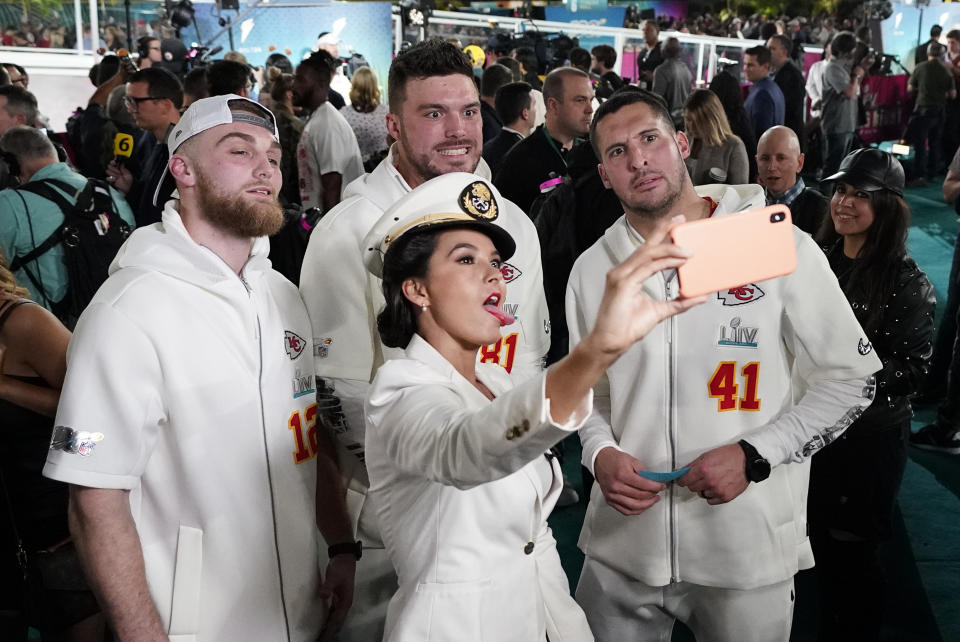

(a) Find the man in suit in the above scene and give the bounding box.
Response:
[480,63,512,143]
[494,67,594,215]
[636,20,663,87]
[767,35,807,153]
[756,126,827,235]
[915,24,943,67]
[743,45,785,139]
[483,81,535,176]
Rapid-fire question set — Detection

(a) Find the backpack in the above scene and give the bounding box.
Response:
[9,177,131,328]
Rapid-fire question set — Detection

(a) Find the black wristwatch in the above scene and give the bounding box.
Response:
[328,540,363,561]
[738,440,770,483]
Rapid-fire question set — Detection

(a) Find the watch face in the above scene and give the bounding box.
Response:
[750,457,771,482]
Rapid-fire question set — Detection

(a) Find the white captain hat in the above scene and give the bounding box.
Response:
[362,172,516,278]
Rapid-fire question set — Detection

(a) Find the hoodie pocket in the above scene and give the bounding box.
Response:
[168,524,203,640]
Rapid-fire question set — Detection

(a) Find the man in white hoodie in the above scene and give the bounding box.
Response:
[568,89,882,641]
[43,95,356,642]
[298,38,550,641]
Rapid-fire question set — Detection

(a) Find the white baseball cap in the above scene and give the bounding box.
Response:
[362,173,516,278]
[152,94,280,206]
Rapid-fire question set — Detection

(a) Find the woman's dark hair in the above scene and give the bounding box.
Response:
[815,186,910,332]
[377,230,439,348]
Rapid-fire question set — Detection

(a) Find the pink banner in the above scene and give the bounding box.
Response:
[858,74,912,145]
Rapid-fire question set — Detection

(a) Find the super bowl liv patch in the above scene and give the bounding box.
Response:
[718,317,758,349]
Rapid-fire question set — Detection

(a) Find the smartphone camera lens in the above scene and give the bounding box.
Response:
[770,212,785,223]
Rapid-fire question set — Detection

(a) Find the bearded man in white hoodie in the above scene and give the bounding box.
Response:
[44,95,356,642]
[568,89,882,642]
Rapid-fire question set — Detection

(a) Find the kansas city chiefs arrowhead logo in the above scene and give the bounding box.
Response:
[717,284,765,306]
[500,262,522,283]
[284,331,306,359]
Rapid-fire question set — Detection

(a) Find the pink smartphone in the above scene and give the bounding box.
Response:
[670,204,797,299]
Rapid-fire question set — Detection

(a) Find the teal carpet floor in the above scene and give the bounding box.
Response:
[548,177,960,641]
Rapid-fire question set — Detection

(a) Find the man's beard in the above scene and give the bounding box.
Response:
[195,169,284,238]
[621,173,682,221]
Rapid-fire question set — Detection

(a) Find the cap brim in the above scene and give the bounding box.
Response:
[152,166,176,207]
[366,218,516,279]
[823,169,902,196]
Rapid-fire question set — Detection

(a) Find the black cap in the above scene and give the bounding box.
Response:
[824,147,905,197]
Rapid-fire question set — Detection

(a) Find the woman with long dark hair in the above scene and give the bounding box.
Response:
[0,249,103,641]
[362,173,703,641]
[809,148,935,640]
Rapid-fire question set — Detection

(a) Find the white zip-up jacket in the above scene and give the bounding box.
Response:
[567,184,882,590]
[44,203,324,641]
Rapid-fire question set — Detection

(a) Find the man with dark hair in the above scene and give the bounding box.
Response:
[298,38,551,640]
[1,63,26,88]
[135,36,162,68]
[568,47,592,74]
[292,50,363,214]
[570,87,880,642]
[743,45,785,139]
[0,125,135,310]
[497,55,522,81]
[0,84,37,134]
[495,67,594,215]
[483,81,535,174]
[207,59,253,97]
[480,63,512,142]
[906,41,956,185]
[43,95,356,642]
[2,63,27,89]
[820,31,864,177]
[591,44,623,99]
[915,24,943,66]
[767,34,806,152]
[106,66,182,226]
[652,37,691,128]
[182,66,209,109]
[636,20,663,86]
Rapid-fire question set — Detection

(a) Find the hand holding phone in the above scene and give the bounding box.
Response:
[670,205,797,298]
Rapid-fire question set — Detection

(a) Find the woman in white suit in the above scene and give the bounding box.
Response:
[361,173,703,642]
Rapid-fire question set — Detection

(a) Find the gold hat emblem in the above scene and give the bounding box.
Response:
[459,181,498,221]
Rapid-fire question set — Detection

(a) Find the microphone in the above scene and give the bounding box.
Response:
[200,45,223,62]
[113,132,134,166]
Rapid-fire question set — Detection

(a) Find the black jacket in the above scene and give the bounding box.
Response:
[774,61,807,152]
[826,243,936,429]
[788,187,829,236]
[534,143,624,365]
[482,129,523,177]
[637,42,663,77]
[481,100,502,144]
[494,125,570,216]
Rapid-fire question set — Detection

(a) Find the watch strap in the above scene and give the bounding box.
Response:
[328,540,362,560]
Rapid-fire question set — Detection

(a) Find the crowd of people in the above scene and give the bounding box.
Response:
[0,17,958,642]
